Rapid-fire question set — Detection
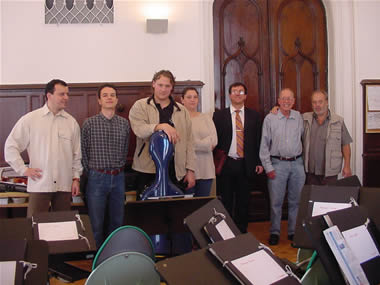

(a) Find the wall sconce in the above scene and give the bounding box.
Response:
[144,2,169,34]
[146,18,168,33]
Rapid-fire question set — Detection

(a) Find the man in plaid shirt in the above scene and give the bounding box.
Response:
[81,84,130,248]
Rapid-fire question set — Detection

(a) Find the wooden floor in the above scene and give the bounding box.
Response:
[50,221,297,285]
[248,220,298,262]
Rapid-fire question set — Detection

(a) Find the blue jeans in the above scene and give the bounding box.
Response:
[187,179,213,197]
[86,169,125,248]
[268,157,305,236]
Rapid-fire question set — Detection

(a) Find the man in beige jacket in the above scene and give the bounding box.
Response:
[129,70,196,196]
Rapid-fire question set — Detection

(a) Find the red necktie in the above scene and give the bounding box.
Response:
[236,110,244,158]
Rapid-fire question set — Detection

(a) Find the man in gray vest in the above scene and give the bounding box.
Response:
[303,90,352,185]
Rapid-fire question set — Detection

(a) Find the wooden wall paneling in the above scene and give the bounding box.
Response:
[213,0,271,115]
[269,0,327,113]
[0,81,204,167]
[0,87,44,166]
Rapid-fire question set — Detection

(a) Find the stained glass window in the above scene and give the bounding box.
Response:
[45,0,114,24]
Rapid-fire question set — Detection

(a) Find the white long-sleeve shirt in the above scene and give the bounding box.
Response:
[4,104,82,193]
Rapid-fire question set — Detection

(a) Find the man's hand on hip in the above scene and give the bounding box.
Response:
[23,168,42,181]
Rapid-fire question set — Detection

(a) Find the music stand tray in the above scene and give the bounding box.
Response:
[32,211,96,282]
[0,239,49,285]
[156,247,239,285]
[184,198,241,248]
[293,185,359,249]
[125,197,214,255]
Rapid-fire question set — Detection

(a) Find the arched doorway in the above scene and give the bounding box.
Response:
[213,0,328,115]
[213,0,328,221]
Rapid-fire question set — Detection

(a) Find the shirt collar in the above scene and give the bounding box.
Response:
[98,112,116,122]
[230,105,245,115]
[278,109,296,119]
[152,96,175,111]
[42,103,68,118]
[313,109,331,120]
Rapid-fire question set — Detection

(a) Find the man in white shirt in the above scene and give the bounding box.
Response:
[5,79,82,217]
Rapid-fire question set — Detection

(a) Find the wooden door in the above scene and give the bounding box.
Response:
[213,0,271,116]
[213,0,328,221]
[269,0,327,113]
[214,0,327,114]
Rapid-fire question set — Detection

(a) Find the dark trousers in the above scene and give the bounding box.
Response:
[217,157,250,233]
[27,191,72,218]
[306,173,338,185]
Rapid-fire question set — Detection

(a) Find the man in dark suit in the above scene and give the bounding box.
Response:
[213,82,263,233]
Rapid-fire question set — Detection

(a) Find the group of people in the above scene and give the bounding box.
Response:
[261,88,352,245]
[4,70,352,249]
[213,83,352,245]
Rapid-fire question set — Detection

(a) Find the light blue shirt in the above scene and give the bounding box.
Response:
[259,109,304,173]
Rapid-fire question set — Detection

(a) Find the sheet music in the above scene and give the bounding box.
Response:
[342,225,380,264]
[312,201,351,217]
[367,112,380,130]
[231,249,288,285]
[215,219,235,240]
[38,221,79,241]
[323,226,369,285]
[0,261,16,285]
[367,86,380,111]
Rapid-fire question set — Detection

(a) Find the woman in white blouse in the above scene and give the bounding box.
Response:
[181,87,217,196]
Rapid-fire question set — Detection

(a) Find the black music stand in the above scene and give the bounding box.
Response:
[359,187,380,238]
[184,198,241,248]
[328,175,362,187]
[293,185,360,249]
[304,206,380,285]
[0,240,49,285]
[31,211,96,282]
[156,247,239,285]
[125,196,214,255]
[0,217,33,240]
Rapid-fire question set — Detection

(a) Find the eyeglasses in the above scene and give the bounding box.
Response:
[280,97,294,101]
[231,90,245,95]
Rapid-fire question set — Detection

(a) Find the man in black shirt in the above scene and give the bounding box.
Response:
[129,70,196,195]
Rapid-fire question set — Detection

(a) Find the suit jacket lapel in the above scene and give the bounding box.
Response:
[243,107,250,137]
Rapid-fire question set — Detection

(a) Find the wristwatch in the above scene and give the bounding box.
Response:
[72,178,80,182]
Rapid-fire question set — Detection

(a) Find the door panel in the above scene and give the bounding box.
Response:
[269,0,327,113]
[213,0,327,221]
[214,0,271,116]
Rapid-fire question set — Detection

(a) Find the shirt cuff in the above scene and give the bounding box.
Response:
[15,165,28,177]
[263,164,274,174]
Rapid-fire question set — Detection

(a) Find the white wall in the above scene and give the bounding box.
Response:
[0,0,215,112]
[2,0,380,181]
[353,1,380,182]
[324,0,380,182]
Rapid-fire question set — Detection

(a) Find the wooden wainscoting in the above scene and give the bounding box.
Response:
[0,81,204,167]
